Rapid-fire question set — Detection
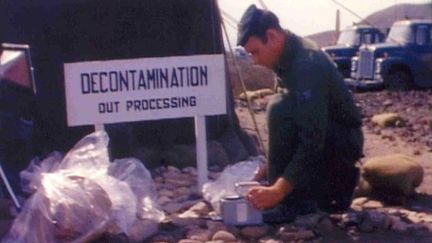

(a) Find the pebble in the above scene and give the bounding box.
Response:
[352,197,369,206]
[149,233,176,243]
[167,165,181,173]
[158,196,172,206]
[383,99,393,107]
[187,202,211,215]
[171,215,206,228]
[182,167,198,176]
[186,228,212,242]
[362,200,384,209]
[154,176,164,183]
[174,187,191,197]
[211,230,237,242]
[165,178,193,187]
[240,225,270,239]
[127,219,159,242]
[276,231,298,242]
[315,217,336,233]
[392,222,409,233]
[177,210,200,219]
[258,237,283,243]
[158,189,175,198]
[207,221,228,233]
[178,239,202,243]
[296,229,316,240]
[341,211,363,227]
[163,202,184,214]
[294,213,326,228]
[366,211,387,228]
[358,218,375,233]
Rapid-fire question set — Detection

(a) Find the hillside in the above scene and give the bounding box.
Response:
[307,3,432,47]
[306,30,336,47]
[364,3,432,31]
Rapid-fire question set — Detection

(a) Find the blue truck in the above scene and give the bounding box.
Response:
[346,19,432,90]
[322,24,385,78]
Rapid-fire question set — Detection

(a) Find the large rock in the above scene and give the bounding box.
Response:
[238,88,274,101]
[361,153,423,200]
[371,113,404,128]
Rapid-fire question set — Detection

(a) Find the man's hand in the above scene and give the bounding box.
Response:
[246,177,293,210]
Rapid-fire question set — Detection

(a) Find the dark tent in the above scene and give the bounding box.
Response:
[0,0,258,166]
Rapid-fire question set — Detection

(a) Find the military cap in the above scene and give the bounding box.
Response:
[237,4,264,46]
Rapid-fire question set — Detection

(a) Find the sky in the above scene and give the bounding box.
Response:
[218,0,431,47]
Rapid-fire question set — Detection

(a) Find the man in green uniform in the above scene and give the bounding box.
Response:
[237,5,363,223]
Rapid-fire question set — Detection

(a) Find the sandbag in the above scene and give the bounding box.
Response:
[362,153,423,197]
[371,113,404,128]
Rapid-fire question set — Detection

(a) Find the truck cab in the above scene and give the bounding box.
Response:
[347,19,432,90]
[322,25,384,78]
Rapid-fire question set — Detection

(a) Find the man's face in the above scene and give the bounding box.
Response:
[244,36,279,69]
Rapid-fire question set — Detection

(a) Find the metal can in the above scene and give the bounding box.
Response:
[234,181,260,197]
[220,195,262,225]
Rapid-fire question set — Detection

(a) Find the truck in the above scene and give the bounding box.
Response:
[346,19,432,90]
[322,24,385,78]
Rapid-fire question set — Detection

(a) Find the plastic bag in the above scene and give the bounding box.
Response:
[108,158,165,222]
[19,151,63,194]
[3,131,164,243]
[4,174,113,243]
[108,159,165,241]
[202,155,266,214]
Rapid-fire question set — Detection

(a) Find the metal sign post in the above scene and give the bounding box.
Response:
[94,123,110,161]
[195,116,208,190]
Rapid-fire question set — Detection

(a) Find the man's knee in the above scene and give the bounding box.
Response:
[319,164,359,213]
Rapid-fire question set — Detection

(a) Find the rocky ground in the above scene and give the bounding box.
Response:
[141,89,432,243]
[1,90,432,242]
[356,90,432,150]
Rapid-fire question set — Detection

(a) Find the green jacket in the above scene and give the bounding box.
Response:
[267,31,363,194]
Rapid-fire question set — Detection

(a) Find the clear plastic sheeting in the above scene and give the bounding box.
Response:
[3,131,164,243]
[108,158,165,222]
[202,155,266,214]
[20,152,63,195]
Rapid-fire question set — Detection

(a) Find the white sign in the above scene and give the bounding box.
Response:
[64,54,226,126]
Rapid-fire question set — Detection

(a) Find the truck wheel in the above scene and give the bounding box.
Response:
[384,70,413,91]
